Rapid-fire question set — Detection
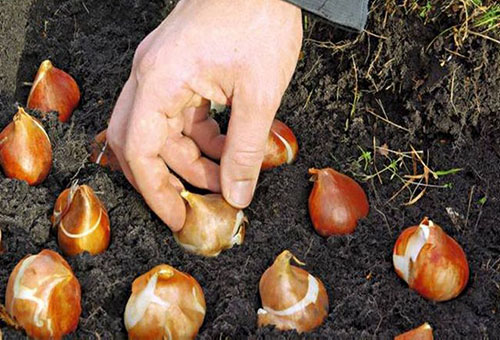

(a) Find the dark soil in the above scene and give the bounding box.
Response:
[1,0,499,339]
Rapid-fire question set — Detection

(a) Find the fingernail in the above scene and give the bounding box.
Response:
[229,180,254,207]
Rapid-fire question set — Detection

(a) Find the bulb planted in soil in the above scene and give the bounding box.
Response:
[258,250,329,333]
[4,249,81,340]
[393,218,469,302]
[27,60,80,123]
[395,322,433,340]
[124,264,206,339]
[262,119,298,170]
[0,107,52,185]
[89,129,121,171]
[173,190,247,257]
[52,182,111,256]
[308,167,369,236]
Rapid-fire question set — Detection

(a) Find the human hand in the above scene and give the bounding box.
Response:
[107,0,303,231]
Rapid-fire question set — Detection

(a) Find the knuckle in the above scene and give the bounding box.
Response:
[122,142,136,164]
[229,148,264,170]
[133,45,157,78]
[105,128,120,152]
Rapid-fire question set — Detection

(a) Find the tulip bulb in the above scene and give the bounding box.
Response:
[27,60,80,123]
[0,107,52,185]
[89,129,121,171]
[395,322,433,340]
[308,168,369,236]
[173,190,246,257]
[258,250,329,333]
[124,264,206,339]
[52,183,110,256]
[261,119,298,170]
[393,218,469,302]
[5,249,81,340]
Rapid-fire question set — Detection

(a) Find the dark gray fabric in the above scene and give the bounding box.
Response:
[285,0,369,31]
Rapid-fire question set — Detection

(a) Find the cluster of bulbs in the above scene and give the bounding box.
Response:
[0,60,469,339]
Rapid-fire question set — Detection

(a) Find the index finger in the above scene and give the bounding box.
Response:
[124,80,191,231]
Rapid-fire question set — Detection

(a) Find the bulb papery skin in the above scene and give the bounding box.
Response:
[261,119,298,170]
[89,129,121,171]
[393,218,469,302]
[173,190,247,257]
[395,322,433,340]
[5,249,81,340]
[27,60,80,123]
[124,264,206,340]
[0,107,52,185]
[257,250,329,333]
[308,168,369,236]
[52,183,110,256]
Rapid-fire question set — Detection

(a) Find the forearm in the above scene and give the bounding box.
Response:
[285,0,369,31]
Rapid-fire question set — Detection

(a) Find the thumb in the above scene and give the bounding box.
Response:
[221,92,278,208]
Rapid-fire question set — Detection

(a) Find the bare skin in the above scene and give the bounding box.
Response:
[107,0,303,231]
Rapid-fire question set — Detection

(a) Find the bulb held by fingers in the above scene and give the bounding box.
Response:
[5,249,81,340]
[393,217,469,302]
[173,190,246,257]
[261,119,298,170]
[27,60,80,123]
[124,264,206,339]
[89,129,121,171]
[0,107,52,185]
[258,250,329,333]
[308,168,369,236]
[52,183,111,256]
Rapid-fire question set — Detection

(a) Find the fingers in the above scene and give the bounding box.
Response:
[124,79,192,231]
[107,78,139,191]
[182,100,225,160]
[160,134,221,192]
[220,89,278,208]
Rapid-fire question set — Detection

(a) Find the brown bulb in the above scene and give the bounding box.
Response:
[124,264,206,339]
[395,322,433,340]
[89,129,121,171]
[0,107,52,185]
[393,218,469,302]
[5,249,81,340]
[173,190,247,257]
[308,168,369,236]
[258,250,329,333]
[27,60,80,123]
[261,119,298,170]
[52,183,110,256]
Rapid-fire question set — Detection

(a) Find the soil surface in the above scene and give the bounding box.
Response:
[0,0,499,339]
